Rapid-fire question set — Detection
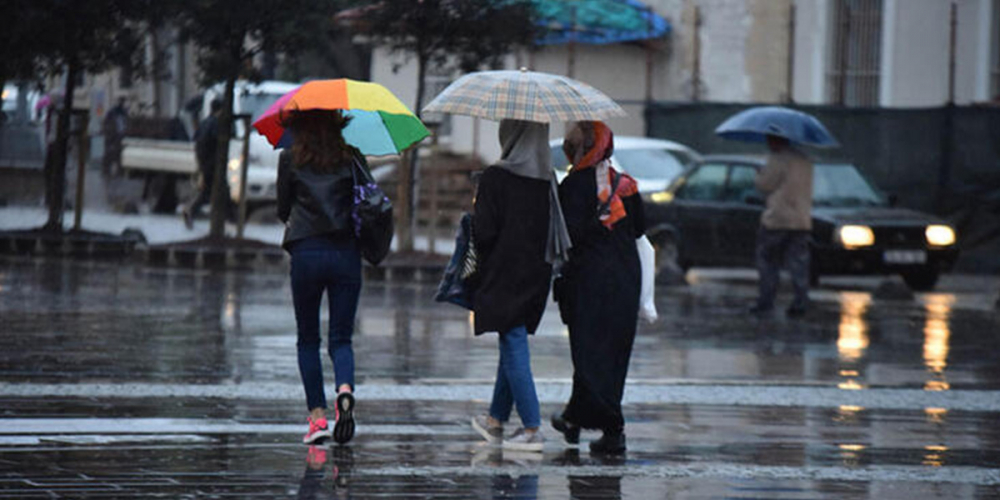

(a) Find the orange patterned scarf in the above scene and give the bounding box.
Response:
[566,121,637,229]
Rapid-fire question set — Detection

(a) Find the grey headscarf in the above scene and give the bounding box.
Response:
[494,119,572,275]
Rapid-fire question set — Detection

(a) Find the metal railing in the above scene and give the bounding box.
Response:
[827,0,883,107]
[992,0,1000,98]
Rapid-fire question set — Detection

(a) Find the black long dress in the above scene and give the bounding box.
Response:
[555,167,645,433]
[472,166,553,336]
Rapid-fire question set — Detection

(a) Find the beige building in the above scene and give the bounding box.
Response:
[46,26,200,139]
[371,0,999,162]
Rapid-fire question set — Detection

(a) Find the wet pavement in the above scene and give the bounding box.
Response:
[1,256,999,498]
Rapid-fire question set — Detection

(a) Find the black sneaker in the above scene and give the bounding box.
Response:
[786,305,809,318]
[333,392,356,444]
[748,304,774,316]
[550,413,580,445]
[786,300,811,318]
[589,432,626,455]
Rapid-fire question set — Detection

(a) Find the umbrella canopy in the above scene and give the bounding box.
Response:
[715,106,839,148]
[533,0,671,45]
[253,79,429,156]
[422,69,625,123]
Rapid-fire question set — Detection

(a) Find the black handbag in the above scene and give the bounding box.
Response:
[435,212,477,309]
[351,156,394,266]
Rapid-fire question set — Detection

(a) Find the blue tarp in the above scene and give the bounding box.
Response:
[533,0,671,45]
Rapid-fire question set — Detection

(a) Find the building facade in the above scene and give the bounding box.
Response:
[370,0,999,163]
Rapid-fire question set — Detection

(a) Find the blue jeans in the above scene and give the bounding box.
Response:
[756,227,811,310]
[290,236,362,411]
[489,325,541,429]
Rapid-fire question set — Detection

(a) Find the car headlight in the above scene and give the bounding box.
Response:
[838,225,875,248]
[649,191,674,204]
[228,157,242,172]
[925,225,955,246]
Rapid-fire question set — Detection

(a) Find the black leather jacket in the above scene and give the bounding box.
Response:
[276,150,356,250]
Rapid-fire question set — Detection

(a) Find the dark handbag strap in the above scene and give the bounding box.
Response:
[350,153,375,186]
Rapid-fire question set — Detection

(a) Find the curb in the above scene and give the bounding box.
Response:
[0,232,446,282]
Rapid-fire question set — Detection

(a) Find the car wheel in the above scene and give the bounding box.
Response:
[652,233,687,285]
[901,269,939,291]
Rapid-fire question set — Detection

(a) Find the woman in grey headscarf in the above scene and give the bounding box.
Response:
[469,119,571,452]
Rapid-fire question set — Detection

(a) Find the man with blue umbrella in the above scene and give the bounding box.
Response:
[752,134,814,317]
[715,106,838,317]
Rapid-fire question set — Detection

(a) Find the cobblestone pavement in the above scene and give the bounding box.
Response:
[1,256,999,498]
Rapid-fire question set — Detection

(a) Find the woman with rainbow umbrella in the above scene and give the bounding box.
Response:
[253,79,428,445]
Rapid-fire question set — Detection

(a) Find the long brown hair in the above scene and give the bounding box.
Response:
[281,109,355,173]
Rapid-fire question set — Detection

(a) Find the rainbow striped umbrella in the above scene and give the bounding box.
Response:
[253,79,430,156]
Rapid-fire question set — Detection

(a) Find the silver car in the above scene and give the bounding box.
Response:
[549,136,701,194]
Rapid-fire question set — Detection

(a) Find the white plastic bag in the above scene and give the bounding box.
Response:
[636,235,658,323]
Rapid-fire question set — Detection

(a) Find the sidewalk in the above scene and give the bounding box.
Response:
[0,206,457,255]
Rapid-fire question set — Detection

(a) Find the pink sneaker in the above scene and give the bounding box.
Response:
[306,446,328,469]
[303,416,332,445]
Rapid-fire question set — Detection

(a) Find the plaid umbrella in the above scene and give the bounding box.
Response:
[422,69,625,123]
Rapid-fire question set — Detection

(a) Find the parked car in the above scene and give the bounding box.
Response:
[549,136,700,194]
[644,155,959,290]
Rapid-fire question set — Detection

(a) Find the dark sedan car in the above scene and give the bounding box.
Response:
[643,155,959,290]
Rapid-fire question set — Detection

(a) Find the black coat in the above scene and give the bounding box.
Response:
[276,150,355,250]
[472,166,553,335]
[555,167,645,433]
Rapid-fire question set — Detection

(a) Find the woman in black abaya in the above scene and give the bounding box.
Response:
[552,121,644,454]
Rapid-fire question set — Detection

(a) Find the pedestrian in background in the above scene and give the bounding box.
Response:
[470,119,571,452]
[277,109,362,445]
[750,134,814,317]
[183,99,224,229]
[551,121,643,454]
[102,97,129,176]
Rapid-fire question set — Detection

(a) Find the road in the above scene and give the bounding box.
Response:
[1,257,998,498]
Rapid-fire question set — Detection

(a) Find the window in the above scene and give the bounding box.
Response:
[723,165,760,203]
[676,164,727,201]
[422,71,453,138]
[613,148,687,181]
[813,164,885,207]
[827,0,883,107]
[119,64,134,89]
[992,0,1000,98]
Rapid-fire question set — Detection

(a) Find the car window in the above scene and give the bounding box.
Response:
[676,163,727,201]
[613,148,686,180]
[723,165,760,203]
[813,164,886,207]
[550,145,570,172]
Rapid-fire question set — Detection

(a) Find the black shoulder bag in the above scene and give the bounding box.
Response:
[351,156,394,266]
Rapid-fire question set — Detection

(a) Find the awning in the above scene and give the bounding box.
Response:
[533,0,671,45]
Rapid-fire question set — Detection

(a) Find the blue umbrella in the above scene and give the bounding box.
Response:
[715,106,839,148]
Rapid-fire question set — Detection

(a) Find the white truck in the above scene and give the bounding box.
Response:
[201,80,299,214]
[122,79,399,219]
[120,80,298,219]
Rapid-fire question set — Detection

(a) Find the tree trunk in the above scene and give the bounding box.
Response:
[150,28,162,117]
[43,60,79,233]
[208,76,236,240]
[397,54,429,253]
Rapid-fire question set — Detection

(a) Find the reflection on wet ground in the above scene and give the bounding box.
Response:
[1,258,999,390]
[1,257,999,498]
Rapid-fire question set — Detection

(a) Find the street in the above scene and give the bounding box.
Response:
[1,257,998,498]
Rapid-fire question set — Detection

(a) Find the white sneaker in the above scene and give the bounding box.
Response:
[502,428,543,451]
[471,415,503,444]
